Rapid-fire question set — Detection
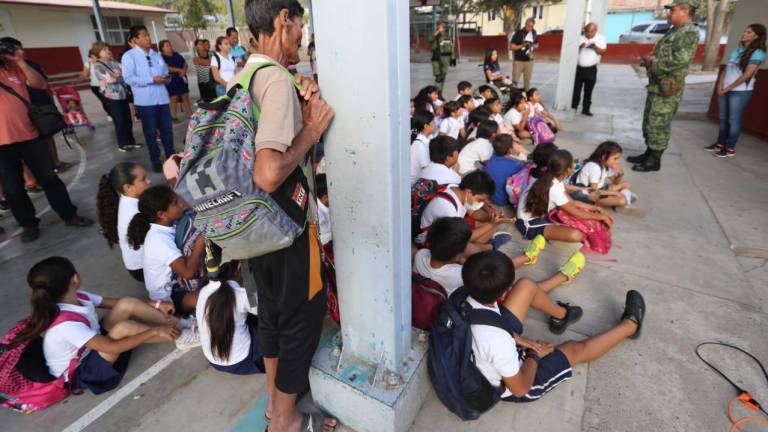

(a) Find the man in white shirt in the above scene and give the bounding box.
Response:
[572,23,607,116]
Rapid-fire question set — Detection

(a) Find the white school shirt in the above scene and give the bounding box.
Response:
[43,290,103,379]
[411,134,431,185]
[577,34,607,68]
[439,116,463,140]
[117,195,143,271]
[213,52,237,83]
[503,108,523,131]
[457,137,493,175]
[527,102,545,118]
[491,113,505,126]
[418,162,462,185]
[517,178,569,221]
[142,223,182,301]
[415,186,466,245]
[196,280,253,366]
[575,161,609,188]
[317,198,332,246]
[413,249,463,296]
[468,296,520,398]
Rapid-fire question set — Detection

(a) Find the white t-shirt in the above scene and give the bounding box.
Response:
[468,296,520,398]
[578,34,607,68]
[517,178,569,221]
[213,52,237,83]
[117,195,143,271]
[418,162,462,185]
[416,186,466,245]
[411,134,431,185]
[503,108,524,131]
[439,116,463,140]
[196,280,253,366]
[318,199,332,245]
[413,249,463,295]
[142,223,182,301]
[491,113,505,126]
[457,138,493,175]
[575,161,608,188]
[43,291,103,379]
[527,102,545,118]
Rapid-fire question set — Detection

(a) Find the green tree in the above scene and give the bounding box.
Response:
[473,0,559,35]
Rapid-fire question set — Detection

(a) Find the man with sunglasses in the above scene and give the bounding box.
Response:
[122,25,174,173]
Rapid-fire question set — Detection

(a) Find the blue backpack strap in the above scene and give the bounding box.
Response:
[467,308,522,336]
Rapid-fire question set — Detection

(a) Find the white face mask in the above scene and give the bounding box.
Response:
[465,199,484,212]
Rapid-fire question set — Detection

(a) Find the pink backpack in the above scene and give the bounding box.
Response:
[548,208,612,254]
[0,310,90,413]
[505,162,533,207]
[527,116,555,146]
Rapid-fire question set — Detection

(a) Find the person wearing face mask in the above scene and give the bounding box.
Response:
[415,170,516,253]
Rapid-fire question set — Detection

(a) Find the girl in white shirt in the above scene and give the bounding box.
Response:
[516,150,613,242]
[211,36,237,97]
[438,101,466,141]
[196,261,264,374]
[128,186,205,318]
[572,141,634,209]
[526,88,562,132]
[16,257,180,396]
[411,110,436,185]
[97,163,151,282]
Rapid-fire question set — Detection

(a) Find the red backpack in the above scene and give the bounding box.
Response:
[412,273,449,331]
[0,310,90,413]
[411,180,458,246]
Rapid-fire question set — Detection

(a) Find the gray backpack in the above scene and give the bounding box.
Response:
[175,62,309,260]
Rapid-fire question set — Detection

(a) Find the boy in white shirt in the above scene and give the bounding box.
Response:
[457,95,475,126]
[418,135,461,185]
[454,81,474,101]
[458,120,498,175]
[463,250,645,402]
[439,101,465,141]
[476,85,493,106]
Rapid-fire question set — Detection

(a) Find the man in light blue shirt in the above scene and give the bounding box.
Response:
[227,27,247,68]
[122,25,175,172]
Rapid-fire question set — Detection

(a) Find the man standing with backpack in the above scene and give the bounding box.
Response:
[242,1,335,431]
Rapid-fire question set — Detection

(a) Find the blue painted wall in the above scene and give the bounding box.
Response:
[605,11,655,43]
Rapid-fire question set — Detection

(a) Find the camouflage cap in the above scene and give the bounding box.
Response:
[664,0,697,9]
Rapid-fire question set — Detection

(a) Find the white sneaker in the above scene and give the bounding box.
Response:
[175,324,201,350]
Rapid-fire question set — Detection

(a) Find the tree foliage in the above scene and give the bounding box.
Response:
[473,0,559,33]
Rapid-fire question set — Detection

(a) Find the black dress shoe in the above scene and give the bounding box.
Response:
[627,149,649,164]
[582,111,594,117]
[21,226,40,243]
[621,290,646,339]
[64,216,94,227]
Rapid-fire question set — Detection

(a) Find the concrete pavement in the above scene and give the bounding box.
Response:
[0,61,766,432]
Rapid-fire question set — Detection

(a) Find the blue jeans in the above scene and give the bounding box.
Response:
[136,104,175,164]
[717,91,753,150]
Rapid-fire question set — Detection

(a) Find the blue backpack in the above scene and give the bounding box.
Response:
[428,287,521,420]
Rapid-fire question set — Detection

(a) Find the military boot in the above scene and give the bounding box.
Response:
[632,150,661,172]
[627,148,650,165]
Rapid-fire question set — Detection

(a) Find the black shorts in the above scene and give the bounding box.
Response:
[502,349,573,403]
[248,226,326,394]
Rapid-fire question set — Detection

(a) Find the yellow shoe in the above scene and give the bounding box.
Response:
[524,235,546,265]
[559,251,586,282]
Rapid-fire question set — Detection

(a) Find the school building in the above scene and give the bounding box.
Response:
[0,0,172,80]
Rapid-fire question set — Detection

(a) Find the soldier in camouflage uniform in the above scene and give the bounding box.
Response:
[629,0,700,172]
[430,21,455,98]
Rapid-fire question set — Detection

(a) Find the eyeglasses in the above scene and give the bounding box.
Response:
[146,55,153,68]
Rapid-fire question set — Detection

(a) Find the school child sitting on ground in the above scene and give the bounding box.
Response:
[316,174,332,246]
[454,81,474,101]
[503,92,532,141]
[526,88,562,132]
[97,163,151,283]
[476,85,494,105]
[127,185,204,348]
[415,170,515,253]
[415,218,584,295]
[465,105,492,141]
[418,135,462,186]
[16,257,182,395]
[439,101,465,141]
[196,261,264,375]
[484,97,506,128]
[571,141,641,217]
[64,100,87,126]
[413,85,440,115]
[410,110,436,185]
[458,120,498,175]
[516,150,614,245]
[486,135,527,208]
[464,250,645,401]
[457,95,475,126]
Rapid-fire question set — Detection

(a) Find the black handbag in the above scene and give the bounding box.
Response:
[0,80,66,137]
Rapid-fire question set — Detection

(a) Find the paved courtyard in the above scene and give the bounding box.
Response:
[0,60,767,432]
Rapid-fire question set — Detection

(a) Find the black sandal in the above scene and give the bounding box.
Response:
[301,411,338,432]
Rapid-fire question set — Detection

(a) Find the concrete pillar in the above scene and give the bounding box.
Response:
[90,0,106,42]
[553,0,588,110]
[590,0,609,31]
[309,2,430,432]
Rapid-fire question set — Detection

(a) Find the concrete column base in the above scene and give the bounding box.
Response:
[309,326,430,432]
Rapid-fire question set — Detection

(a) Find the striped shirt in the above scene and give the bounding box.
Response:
[194,53,211,84]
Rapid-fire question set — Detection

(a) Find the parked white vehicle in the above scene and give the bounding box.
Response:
[619,20,728,44]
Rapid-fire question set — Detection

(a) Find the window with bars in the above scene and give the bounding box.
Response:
[90,15,145,45]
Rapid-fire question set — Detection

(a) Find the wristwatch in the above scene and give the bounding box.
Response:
[525,348,541,363]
